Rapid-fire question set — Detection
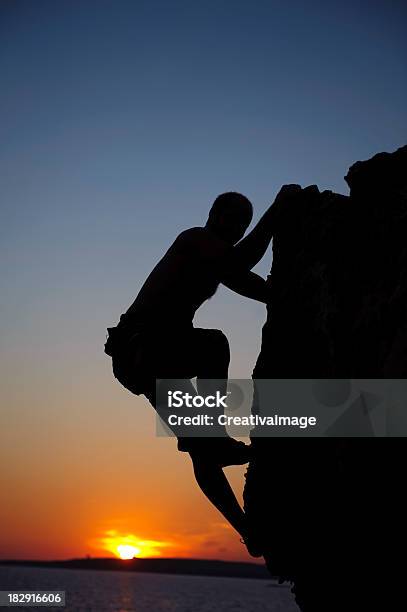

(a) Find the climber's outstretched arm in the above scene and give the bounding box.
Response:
[231,184,302,270]
[221,270,268,303]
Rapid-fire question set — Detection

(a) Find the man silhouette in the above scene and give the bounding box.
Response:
[105,186,300,554]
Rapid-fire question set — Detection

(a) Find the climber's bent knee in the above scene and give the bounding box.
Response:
[195,328,230,367]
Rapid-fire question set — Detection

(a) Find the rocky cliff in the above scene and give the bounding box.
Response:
[243,145,407,611]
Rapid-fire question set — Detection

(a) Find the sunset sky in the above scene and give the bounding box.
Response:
[1,0,406,562]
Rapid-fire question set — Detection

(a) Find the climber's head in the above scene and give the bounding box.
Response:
[206,192,253,244]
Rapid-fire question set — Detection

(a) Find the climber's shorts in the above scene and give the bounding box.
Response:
[111,326,197,395]
[111,330,155,396]
[109,325,230,452]
[111,326,229,392]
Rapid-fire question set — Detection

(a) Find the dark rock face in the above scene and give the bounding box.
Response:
[243,146,407,611]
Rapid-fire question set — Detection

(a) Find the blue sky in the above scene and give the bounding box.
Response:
[0,0,407,376]
[0,0,406,458]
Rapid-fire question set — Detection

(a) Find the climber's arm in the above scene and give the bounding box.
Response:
[231,184,302,270]
[221,270,268,303]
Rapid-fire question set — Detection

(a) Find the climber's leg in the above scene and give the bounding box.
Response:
[120,327,252,540]
[193,329,253,465]
[190,452,246,537]
[194,328,230,403]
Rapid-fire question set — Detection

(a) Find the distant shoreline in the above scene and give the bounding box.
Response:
[0,557,270,580]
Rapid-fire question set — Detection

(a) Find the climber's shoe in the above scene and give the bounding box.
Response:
[241,534,264,558]
[179,436,252,466]
[177,436,196,452]
[212,437,252,467]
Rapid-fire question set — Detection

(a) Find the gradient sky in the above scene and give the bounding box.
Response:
[1,0,406,562]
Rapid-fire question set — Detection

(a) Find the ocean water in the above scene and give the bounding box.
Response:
[0,566,299,611]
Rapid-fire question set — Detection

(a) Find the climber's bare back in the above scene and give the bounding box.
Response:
[124,226,234,328]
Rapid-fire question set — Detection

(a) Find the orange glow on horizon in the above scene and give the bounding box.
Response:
[94,530,171,559]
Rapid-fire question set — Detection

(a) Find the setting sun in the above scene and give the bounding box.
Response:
[93,530,171,559]
[117,544,140,559]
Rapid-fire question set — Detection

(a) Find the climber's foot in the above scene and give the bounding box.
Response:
[181,436,252,466]
[213,437,252,467]
[241,533,264,558]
